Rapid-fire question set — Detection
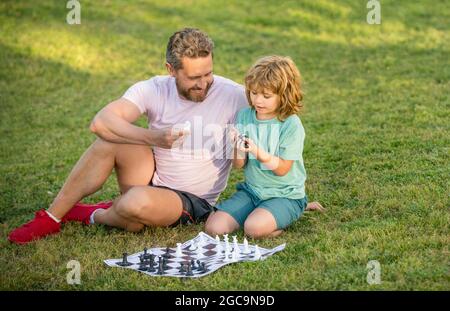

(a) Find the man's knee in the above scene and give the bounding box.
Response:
[91,138,118,156]
[124,222,145,233]
[115,186,153,219]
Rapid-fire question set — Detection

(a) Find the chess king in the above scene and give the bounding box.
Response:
[8,28,249,244]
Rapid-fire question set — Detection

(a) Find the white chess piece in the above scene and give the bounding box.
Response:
[224,246,230,262]
[224,234,231,252]
[196,245,205,259]
[242,238,251,254]
[215,235,221,244]
[232,235,239,252]
[175,243,183,257]
[189,241,197,251]
[223,234,229,243]
[254,245,261,260]
[231,248,239,261]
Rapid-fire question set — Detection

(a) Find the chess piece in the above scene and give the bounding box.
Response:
[138,261,148,271]
[189,241,197,251]
[162,247,171,259]
[254,245,261,260]
[156,260,165,275]
[224,247,231,262]
[196,244,205,259]
[185,262,194,276]
[232,236,240,256]
[231,248,239,261]
[116,252,133,266]
[224,234,231,252]
[179,262,186,273]
[242,238,251,254]
[175,243,183,257]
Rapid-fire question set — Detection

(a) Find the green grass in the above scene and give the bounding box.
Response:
[0,0,449,290]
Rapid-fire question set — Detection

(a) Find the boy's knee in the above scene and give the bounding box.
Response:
[244,220,269,239]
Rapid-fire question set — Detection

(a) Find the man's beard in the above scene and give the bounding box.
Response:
[176,79,213,102]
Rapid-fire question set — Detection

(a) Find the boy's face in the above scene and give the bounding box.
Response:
[166,54,214,102]
[250,89,280,119]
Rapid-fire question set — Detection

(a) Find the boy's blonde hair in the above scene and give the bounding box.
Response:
[244,55,304,121]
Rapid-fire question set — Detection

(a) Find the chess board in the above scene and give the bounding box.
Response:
[104,231,286,278]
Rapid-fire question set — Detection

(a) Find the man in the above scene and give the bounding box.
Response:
[9,28,248,244]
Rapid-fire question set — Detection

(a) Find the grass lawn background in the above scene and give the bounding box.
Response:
[0,0,448,290]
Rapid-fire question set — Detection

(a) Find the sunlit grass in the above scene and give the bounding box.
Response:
[0,0,448,290]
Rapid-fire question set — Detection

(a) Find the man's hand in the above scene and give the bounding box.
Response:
[150,127,190,149]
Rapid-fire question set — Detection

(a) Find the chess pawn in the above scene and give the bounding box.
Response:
[254,245,261,260]
[242,238,251,254]
[188,241,197,251]
[232,235,239,253]
[196,245,205,259]
[231,248,239,261]
[175,243,183,257]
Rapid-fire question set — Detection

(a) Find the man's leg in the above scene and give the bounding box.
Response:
[94,186,184,231]
[8,138,155,243]
[47,138,155,219]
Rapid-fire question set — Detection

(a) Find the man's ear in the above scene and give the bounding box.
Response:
[166,63,176,77]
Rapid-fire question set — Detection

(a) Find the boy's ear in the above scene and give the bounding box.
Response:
[165,63,176,77]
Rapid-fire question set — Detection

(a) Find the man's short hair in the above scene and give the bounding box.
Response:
[166,28,214,70]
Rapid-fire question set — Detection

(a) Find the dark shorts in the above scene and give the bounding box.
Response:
[150,184,215,226]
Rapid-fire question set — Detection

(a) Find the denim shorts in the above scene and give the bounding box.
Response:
[216,183,307,230]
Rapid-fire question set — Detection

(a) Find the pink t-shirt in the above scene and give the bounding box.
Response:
[123,75,248,205]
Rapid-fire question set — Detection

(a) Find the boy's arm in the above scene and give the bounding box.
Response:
[242,137,293,176]
[253,148,293,176]
[232,148,247,169]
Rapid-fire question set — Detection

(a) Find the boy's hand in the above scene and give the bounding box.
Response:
[305,202,326,212]
[237,135,257,154]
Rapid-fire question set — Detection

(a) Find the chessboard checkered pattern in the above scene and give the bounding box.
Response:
[104,232,285,278]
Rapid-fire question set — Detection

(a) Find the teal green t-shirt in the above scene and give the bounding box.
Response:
[235,107,307,200]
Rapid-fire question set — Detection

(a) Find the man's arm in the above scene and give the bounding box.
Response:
[90,98,186,148]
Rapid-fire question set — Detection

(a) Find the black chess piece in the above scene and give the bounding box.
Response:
[190,259,196,270]
[185,262,193,276]
[147,262,156,272]
[156,264,166,275]
[149,254,156,266]
[162,258,169,270]
[162,247,171,259]
[139,254,144,263]
[116,252,133,267]
[138,261,148,271]
[179,263,186,273]
[200,262,208,273]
